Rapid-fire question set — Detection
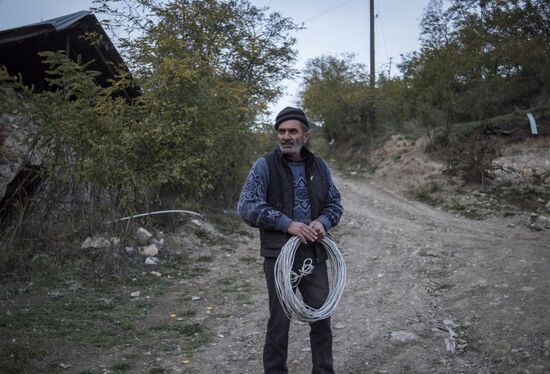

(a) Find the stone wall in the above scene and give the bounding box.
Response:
[0,89,41,202]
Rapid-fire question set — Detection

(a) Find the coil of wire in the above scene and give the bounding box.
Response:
[274,235,347,323]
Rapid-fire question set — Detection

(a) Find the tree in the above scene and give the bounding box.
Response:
[300,54,371,144]
[398,0,550,131]
[88,0,301,205]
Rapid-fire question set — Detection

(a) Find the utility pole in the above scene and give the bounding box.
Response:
[369,0,375,87]
[388,57,393,77]
[367,0,376,140]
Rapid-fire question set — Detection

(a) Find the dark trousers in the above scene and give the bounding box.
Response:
[263,246,334,374]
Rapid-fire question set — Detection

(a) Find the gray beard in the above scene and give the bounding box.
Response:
[278,142,303,156]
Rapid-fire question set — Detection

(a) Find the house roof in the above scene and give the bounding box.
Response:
[0,11,91,44]
[0,11,139,98]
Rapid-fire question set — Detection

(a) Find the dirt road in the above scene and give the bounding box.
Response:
[182,172,550,373]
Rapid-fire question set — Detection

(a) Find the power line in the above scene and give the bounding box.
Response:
[379,0,413,15]
[302,0,358,24]
[376,0,389,63]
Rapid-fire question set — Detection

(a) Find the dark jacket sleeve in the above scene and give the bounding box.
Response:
[315,160,343,231]
[237,158,292,232]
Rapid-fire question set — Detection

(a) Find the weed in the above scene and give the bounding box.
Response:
[149,368,170,374]
[449,199,466,212]
[207,212,246,236]
[463,209,485,220]
[164,254,211,278]
[363,162,379,175]
[151,322,206,336]
[194,228,213,241]
[0,341,42,374]
[177,322,206,336]
[112,362,133,372]
[194,227,233,246]
[214,312,233,318]
[196,255,214,262]
[402,128,427,142]
[217,275,239,286]
[189,267,210,276]
[428,182,442,193]
[413,182,444,205]
[236,293,252,303]
[149,322,210,351]
[214,276,252,305]
[239,256,258,264]
[177,309,198,317]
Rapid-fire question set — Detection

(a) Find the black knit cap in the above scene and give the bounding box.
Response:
[274,106,309,130]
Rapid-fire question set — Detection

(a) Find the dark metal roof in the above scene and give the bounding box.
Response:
[24,10,91,31]
[0,11,91,44]
[0,11,139,99]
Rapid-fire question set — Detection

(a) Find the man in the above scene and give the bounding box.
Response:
[238,106,343,374]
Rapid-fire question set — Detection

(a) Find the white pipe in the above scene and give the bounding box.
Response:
[104,209,204,224]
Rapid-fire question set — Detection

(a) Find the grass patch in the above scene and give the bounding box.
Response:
[239,256,258,264]
[217,275,240,287]
[177,322,206,336]
[449,198,466,212]
[196,229,232,246]
[214,276,252,304]
[151,322,206,336]
[193,228,211,240]
[0,247,215,373]
[196,255,214,262]
[177,309,198,317]
[214,312,233,318]
[189,267,210,276]
[235,293,252,303]
[0,341,43,374]
[0,275,169,347]
[163,253,210,278]
[149,368,170,374]
[402,127,428,142]
[112,362,134,372]
[0,212,231,372]
[207,212,247,236]
[150,322,210,351]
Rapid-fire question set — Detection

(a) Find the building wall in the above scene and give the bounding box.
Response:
[0,89,42,202]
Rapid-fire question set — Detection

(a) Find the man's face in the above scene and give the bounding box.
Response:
[277,119,309,159]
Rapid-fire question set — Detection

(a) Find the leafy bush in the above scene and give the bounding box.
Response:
[0,0,300,275]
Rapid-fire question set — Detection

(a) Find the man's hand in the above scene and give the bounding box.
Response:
[287,221,318,244]
[309,220,326,242]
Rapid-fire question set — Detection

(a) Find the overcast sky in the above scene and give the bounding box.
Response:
[0,0,427,115]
